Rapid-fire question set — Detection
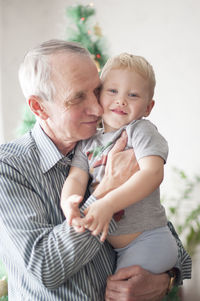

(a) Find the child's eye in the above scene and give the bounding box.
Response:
[108,89,117,94]
[129,93,137,97]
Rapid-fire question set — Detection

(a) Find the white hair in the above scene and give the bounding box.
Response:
[18,39,91,102]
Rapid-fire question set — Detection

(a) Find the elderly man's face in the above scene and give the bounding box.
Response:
[43,53,103,149]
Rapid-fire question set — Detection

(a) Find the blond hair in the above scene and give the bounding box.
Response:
[100,53,156,99]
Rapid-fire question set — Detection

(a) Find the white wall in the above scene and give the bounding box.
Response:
[0,0,4,143]
[1,0,200,299]
[1,0,71,142]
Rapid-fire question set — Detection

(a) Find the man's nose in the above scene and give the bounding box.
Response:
[87,96,103,116]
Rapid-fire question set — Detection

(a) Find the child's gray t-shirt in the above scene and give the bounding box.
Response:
[71,119,168,235]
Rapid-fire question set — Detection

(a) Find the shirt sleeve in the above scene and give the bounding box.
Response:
[0,159,116,289]
[167,221,192,285]
[70,141,89,172]
[129,120,169,163]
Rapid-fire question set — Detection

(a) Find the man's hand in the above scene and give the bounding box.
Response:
[94,131,139,199]
[105,266,169,301]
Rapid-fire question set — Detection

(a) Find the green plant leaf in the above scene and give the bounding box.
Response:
[162,167,200,253]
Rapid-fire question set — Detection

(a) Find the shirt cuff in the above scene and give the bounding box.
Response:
[173,265,182,286]
[81,195,118,235]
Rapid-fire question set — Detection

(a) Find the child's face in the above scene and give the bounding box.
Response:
[100,68,154,132]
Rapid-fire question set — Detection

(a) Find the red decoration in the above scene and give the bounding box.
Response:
[96,54,101,59]
[81,17,85,21]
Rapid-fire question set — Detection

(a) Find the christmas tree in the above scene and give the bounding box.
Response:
[17,105,37,136]
[17,3,109,135]
[66,3,109,71]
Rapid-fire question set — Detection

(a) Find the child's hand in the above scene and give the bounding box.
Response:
[83,201,113,242]
[61,194,94,233]
[61,194,85,232]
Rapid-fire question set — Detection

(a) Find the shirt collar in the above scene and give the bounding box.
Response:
[31,122,73,173]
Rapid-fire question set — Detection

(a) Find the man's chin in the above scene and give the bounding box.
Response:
[80,129,97,140]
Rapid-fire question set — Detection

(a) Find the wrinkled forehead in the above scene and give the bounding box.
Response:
[49,52,91,77]
[49,52,100,101]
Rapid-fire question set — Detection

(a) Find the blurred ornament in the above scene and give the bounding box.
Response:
[0,277,8,297]
[94,60,101,72]
[94,23,102,37]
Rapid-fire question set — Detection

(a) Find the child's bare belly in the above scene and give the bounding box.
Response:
[107,231,142,249]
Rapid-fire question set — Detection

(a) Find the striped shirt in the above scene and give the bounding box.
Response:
[0,122,191,300]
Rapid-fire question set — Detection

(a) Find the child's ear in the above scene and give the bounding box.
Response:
[28,96,49,120]
[144,100,155,117]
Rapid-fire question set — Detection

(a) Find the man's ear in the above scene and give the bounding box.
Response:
[144,100,155,117]
[28,96,49,120]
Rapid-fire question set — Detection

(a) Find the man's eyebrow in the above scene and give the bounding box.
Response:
[64,91,85,106]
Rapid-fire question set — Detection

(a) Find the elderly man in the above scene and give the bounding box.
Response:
[0,40,191,301]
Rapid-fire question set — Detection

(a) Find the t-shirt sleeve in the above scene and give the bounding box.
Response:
[129,120,169,163]
[71,141,89,172]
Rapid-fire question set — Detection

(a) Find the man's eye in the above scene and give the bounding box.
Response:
[76,92,85,99]
[66,93,85,106]
[73,93,86,103]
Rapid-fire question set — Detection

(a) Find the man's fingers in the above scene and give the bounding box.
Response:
[105,278,127,301]
[109,265,142,281]
[109,131,127,155]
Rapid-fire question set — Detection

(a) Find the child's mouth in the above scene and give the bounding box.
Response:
[111,109,127,115]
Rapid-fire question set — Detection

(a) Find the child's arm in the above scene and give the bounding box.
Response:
[84,155,164,241]
[61,166,89,228]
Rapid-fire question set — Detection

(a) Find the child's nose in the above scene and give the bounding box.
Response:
[115,97,127,106]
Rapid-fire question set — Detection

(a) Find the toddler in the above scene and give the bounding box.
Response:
[61,53,178,274]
